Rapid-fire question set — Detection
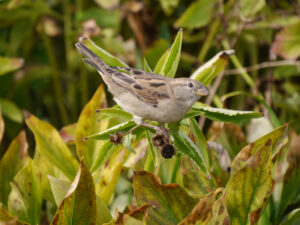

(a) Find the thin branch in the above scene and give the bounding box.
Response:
[225,60,300,75]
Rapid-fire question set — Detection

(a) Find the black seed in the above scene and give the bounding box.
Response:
[161,144,175,159]
[152,134,167,147]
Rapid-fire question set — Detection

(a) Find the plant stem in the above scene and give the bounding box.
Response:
[170,154,181,183]
[41,33,69,125]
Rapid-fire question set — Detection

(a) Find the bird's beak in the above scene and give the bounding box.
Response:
[196,86,210,96]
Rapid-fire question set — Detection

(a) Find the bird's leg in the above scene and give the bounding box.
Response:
[140,123,169,143]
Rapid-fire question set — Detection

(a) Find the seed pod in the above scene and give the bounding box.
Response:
[160,144,175,159]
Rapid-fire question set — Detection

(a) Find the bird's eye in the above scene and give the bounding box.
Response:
[188,82,193,88]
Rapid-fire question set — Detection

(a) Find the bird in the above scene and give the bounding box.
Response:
[75,40,209,142]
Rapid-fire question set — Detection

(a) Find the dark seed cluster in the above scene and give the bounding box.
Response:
[152,132,175,159]
[109,132,123,145]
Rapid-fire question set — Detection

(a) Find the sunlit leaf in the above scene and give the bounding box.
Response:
[271,20,300,59]
[154,29,182,77]
[0,207,29,225]
[96,195,113,224]
[143,57,153,73]
[171,129,207,172]
[100,108,133,122]
[190,50,234,85]
[75,85,108,169]
[94,0,119,9]
[48,176,71,207]
[50,162,97,225]
[0,131,29,205]
[231,124,288,175]
[80,37,127,67]
[96,149,130,204]
[86,120,136,140]
[186,103,263,124]
[134,170,197,225]
[225,140,273,225]
[0,56,24,76]
[8,160,45,225]
[123,134,136,154]
[25,113,79,180]
[159,0,179,15]
[59,123,77,144]
[175,0,218,29]
[178,188,224,224]
[0,99,23,123]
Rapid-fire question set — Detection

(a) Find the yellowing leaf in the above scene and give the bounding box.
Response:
[0,207,29,225]
[48,176,71,207]
[25,113,79,180]
[50,162,97,225]
[0,131,29,205]
[231,124,288,175]
[8,160,45,225]
[75,85,108,169]
[0,56,24,76]
[134,170,197,225]
[225,140,273,225]
[190,50,234,85]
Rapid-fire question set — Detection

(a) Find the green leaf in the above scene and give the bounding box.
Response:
[159,0,179,15]
[94,0,119,9]
[48,176,71,207]
[123,134,136,154]
[0,108,4,143]
[0,207,29,225]
[0,56,24,76]
[75,85,109,169]
[90,141,121,172]
[186,103,263,124]
[0,131,29,205]
[25,113,79,180]
[100,108,133,122]
[239,0,265,18]
[96,149,130,204]
[154,29,182,77]
[189,118,210,167]
[225,140,273,225]
[86,120,136,140]
[144,39,169,69]
[96,195,113,225]
[50,162,97,225]
[133,170,197,225]
[281,208,300,225]
[180,156,214,197]
[143,57,153,73]
[271,20,300,59]
[231,124,288,175]
[8,160,45,225]
[175,0,218,29]
[190,50,234,85]
[0,99,23,123]
[80,37,127,67]
[171,129,207,172]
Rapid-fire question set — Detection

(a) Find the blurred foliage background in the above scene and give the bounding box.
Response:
[1,0,300,149]
[1,0,300,224]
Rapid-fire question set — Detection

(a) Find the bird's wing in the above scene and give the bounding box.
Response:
[109,67,170,106]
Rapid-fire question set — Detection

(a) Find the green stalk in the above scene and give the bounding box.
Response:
[198,20,220,62]
[222,39,255,88]
[144,153,154,173]
[170,154,181,183]
[41,33,69,125]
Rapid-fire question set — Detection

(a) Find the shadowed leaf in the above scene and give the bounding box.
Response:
[134,170,197,225]
[0,131,29,205]
[75,84,108,168]
[50,162,97,225]
[0,108,4,143]
[0,207,29,225]
[0,99,23,123]
[25,113,79,180]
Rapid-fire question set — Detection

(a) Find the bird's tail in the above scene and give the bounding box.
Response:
[75,41,107,74]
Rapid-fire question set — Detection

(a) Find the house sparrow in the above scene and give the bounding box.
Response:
[75,40,209,141]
